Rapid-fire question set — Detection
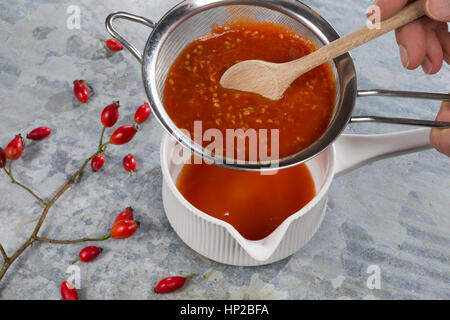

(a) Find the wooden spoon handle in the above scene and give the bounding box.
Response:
[286,0,426,76]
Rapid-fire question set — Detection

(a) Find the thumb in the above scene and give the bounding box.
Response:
[430,99,450,158]
[424,0,450,22]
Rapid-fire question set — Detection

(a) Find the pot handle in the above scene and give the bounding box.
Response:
[105,12,155,64]
[334,129,432,176]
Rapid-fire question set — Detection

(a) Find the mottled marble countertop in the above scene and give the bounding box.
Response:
[0,0,448,300]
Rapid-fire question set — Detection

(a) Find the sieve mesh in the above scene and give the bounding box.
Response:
[154,3,340,115]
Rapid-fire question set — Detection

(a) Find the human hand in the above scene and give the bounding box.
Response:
[374,0,449,74]
[375,1,449,157]
[431,99,450,157]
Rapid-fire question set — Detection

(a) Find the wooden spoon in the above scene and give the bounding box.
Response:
[220,0,426,100]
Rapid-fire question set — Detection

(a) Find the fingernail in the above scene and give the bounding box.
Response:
[425,0,450,21]
[421,56,433,74]
[444,53,450,65]
[399,45,409,68]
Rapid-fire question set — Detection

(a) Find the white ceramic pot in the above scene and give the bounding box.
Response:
[160,129,431,266]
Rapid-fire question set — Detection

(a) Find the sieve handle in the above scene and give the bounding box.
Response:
[105,12,155,64]
[357,90,450,101]
[350,116,450,128]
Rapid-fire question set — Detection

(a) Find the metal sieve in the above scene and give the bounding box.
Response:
[106,0,450,171]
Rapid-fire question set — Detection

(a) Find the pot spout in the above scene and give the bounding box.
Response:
[228,222,290,262]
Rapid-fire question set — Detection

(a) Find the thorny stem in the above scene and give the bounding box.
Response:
[2,165,48,207]
[98,127,106,152]
[0,243,8,262]
[0,132,113,282]
[100,142,110,150]
[36,234,111,244]
[71,153,98,181]
[70,140,109,182]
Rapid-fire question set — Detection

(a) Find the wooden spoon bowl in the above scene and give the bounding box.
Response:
[220,0,426,100]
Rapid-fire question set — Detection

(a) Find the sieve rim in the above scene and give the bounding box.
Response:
[142,0,357,171]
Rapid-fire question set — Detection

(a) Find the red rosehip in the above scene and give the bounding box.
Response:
[0,147,6,168]
[61,281,79,300]
[114,207,134,225]
[5,135,24,160]
[109,125,137,145]
[71,246,103,264]
[105,39,122,51]
[110,220,140,239]
[123,154,137,176]
[134,103,151,124]
[101,101,120,128]
[73,80,91,104]
[27,127,51,141]
[155,274,195,294]
[91,154,105,171]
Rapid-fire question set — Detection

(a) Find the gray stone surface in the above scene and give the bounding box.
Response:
[0,0,448,300]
